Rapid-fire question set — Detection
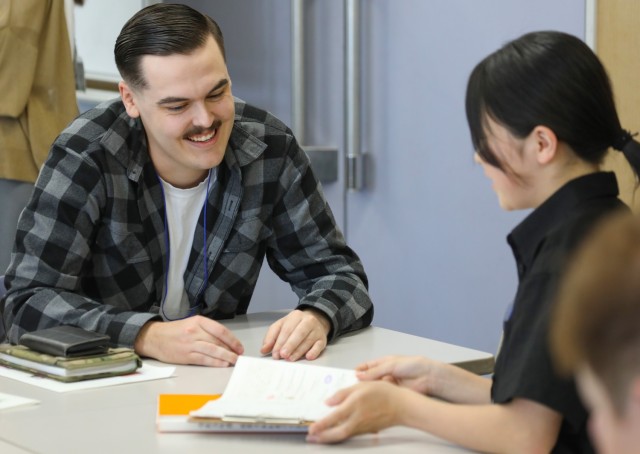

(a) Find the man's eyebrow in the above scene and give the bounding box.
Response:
[156,79,230,106]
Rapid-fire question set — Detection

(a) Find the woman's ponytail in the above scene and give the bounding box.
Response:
[613,130,640,178]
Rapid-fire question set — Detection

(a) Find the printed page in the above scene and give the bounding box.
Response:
[192,356,358,422]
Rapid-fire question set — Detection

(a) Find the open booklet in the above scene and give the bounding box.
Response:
[189,356,358,428]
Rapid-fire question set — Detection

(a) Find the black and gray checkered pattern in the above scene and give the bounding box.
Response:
[3,98,373,347]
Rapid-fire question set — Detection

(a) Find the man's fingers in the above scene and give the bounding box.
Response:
[195,340,240,365]
[304,339,326,361]
[186,351,232,368]
[264,311,330,360]
[284,332,319,361]
[198,317,244,354]
[278,324,311,360]
[271,318,299,355]
[260,320,282,355]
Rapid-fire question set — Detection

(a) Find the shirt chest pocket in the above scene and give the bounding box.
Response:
[223,217,272,252]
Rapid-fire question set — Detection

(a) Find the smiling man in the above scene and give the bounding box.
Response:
[2,3,373,366]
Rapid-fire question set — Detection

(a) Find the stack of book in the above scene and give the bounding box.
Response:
[0,326,140,382]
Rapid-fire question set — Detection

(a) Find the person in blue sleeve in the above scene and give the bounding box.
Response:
[2,3,373,367]
[308,30,640,453]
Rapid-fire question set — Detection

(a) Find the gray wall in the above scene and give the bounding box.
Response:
[345,1,585,354]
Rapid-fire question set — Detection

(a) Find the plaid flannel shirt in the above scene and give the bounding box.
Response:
[3,98,373,347]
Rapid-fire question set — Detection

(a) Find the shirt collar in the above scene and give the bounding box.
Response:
[100,100,149,182]
[507,171,619,273]
[225,122,268,169]
[224,97,269,169]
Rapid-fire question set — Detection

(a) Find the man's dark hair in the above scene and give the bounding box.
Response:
[114,3,225,89]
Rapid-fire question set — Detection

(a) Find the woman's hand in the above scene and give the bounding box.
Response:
[356,355,441,395]
[357,355,491,404]
[307,381,413,444]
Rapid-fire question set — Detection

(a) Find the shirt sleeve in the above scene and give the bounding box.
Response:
[491,272,587,432]
[3,144,157,347]
[265,138,373,340]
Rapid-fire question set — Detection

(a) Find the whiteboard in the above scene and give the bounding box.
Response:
[74,1,155,82]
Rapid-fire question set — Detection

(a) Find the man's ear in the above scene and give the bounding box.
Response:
[119,81,140,118]
[530,125,558,165]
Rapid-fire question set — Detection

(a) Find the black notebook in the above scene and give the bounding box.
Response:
[19,326,110,357]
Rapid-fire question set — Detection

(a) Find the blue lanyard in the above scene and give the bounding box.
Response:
[156,169,212,320]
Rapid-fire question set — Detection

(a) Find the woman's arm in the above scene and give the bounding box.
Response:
[401,392,562,453]
[356,355,492,404]
[308,382,562,454]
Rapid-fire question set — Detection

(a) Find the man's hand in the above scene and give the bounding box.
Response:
[134,315,244,367]
[260,309,331,361]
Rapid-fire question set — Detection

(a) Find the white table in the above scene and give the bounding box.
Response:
[0,312,493,453]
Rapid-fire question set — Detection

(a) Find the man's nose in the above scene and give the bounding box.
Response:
[192,102,213,128]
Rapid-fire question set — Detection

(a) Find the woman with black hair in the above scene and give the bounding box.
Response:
[307,30,640,453]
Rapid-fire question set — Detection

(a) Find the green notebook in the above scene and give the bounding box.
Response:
[0,344,141,383]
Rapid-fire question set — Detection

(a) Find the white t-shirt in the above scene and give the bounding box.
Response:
[158,170,214,320]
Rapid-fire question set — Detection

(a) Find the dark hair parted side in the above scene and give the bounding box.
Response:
[465,30,640,175]
[114,3,225,89]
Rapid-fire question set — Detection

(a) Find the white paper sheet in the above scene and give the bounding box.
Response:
[191,356,358,422]
[0,362,175,392]
[0,392,39,410]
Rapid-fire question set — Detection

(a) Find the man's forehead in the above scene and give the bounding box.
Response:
[137,39,228,96]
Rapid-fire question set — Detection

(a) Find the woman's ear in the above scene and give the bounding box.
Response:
[530,125,558,165]
[119,81,140,118]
